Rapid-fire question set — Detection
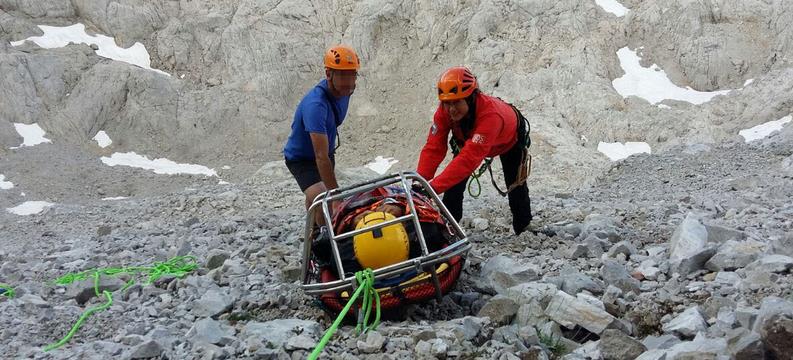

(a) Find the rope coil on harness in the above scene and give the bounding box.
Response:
[449,107,532,199]
[309,268,381,360]
[43,255,198,351]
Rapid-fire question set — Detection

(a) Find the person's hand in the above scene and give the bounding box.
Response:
[329,199,343,214]
[411,182,430,198]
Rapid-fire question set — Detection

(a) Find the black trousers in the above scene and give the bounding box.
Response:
[442,132,532,235]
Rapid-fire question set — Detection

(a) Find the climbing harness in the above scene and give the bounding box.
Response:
[449,104,533,199]
[43,255,198,351]
[309,268,380,360]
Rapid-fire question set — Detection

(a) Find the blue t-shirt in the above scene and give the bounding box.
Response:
[283,79,350,161]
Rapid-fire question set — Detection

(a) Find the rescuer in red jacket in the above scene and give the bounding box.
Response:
[416,67,532,235]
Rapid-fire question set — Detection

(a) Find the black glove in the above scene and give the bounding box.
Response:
[411,182,430,198]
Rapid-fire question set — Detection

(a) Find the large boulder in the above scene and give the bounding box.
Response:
[662,306,707,338]
[759,313,793,358]
[479,255,541,294]
[600,260,640,294]
[544,290,618,335]
[705,240,765,271]
[669,213,716,275]
[599,329,647,360]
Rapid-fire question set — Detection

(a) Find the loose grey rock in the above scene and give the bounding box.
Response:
[726,329,765,360]
[187,318,235,345]
[703,222,746,244]
[599,329,647,360]
[478,295,519,326]
[544,290,617,335]
[669,213,716,275]
[705,240,765,271]
[472,218,490,231]
[67,276,126,305]
[607,241,638,259]
[579,214,620,243]
[285,335,316,351]
[747,254,793,273]
[192,289,234,317]
[205,249,230,270]
[634,349,668,360]
[642,334,681,350]
[479,255,541,294]
[357,330,386,353]
[663,333,728,358]
[241,319,320,350]
[662,306,707,338]
[127,340,163,359]
[600,260,640,294]
[752,296,793,334]
[547,272,604,296]
[759,313,793,359]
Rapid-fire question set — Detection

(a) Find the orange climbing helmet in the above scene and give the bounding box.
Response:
[437,67,478,101]
[324,45,360,70]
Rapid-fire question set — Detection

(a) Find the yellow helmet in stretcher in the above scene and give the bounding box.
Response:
[353,212,409,269]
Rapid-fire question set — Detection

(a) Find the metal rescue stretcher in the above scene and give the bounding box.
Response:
[300,172,471,313]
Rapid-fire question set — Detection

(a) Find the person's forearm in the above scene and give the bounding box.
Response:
[315,156,338,190]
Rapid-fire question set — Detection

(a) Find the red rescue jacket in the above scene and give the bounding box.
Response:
[417,93,518,194]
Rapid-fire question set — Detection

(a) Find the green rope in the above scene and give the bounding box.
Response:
[467,158,492,199]
[450,138,493,199]
[44,255,198,351]
[0,283,15,298]
[309,268,380,360]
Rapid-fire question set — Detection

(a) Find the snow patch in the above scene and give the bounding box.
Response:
[101,152,217,177]
[93,131,112,148]
[11,23,169,76]
[0,175,14,190]
[598,141,652,161]
[7,201,54,215]
[612,47,733,105]
[101,197,128,201]
[658,104,671,109]
[365,156,399,175]
[739,115,792,142]
[10,123,52,148]
[595,0,629,17]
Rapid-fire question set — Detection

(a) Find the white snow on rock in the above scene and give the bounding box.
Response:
[365,156,399,175]
[595,0,629,17]
[739,115,791,142]
[6,201,54,215]
[612,47,733,105]
[101,152,217,177]
[93,131,112,148]
[597,141,651,161]
[0,175,14,190]
[101,197,128,201]
[11,23,169,76]
[10,123,52,149]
